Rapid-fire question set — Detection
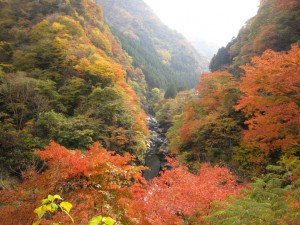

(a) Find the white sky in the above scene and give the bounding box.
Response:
[144,0,260,47]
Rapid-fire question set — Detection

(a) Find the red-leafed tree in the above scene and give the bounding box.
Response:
[0,141,147,225]
[129,160,242,225]
[235,45,300,162]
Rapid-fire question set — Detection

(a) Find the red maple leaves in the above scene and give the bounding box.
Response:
[130,160,242,224]
[236,45,300,155]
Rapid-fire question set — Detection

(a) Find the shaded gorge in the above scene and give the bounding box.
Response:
[143,115,170,180]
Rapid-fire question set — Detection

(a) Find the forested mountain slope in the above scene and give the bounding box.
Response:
[210,0,300,76]
[0,0,148,173]
[165,0,300,176]
[96,0,209,89]
[0,0,299,224]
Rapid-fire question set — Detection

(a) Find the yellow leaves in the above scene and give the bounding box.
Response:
[33,194,74,224]
[75,58,91,71]
[113,63,125,80]
[111,128,129,147]
[60,201,72,213]
[31,20,51,41]
[158,49,172,64]
[91,58,114,77]
[90,28,112,54]
[52,22,65,32]
[55,16,85,37]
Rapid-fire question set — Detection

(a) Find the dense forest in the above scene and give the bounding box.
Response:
[96,0,208,90]
[0,0,148,172]
[0,0,299,224]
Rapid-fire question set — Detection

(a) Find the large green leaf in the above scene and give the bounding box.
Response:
[32,220,41,225]
[53,194,62,200]
[51,202,59,211]
[60,201,72,213]
[33,206,45,219]
[47,194,54,202]
[103,217,115,225]
[41,198,50,205]
[88,216,103,225]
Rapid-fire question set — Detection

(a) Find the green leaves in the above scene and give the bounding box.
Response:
[33,194,116,225]
[88,215,115,225]
[32,220,41,225]
[102,217,116,225]
[47,194,62,202]
[33,194,74,224]
[88,216,103,225]
[203,162,300,224]
[60,201,72,213]
[33,206,45,219]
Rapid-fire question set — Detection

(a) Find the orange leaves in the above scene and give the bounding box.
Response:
[197,71,239,113]
[0,142,148,224]
[179,71,240,161]
[276,0,300,11]
[117,79,148,136]
[112,63,125,80]
[131,162,241,224]
[236,45,300,153]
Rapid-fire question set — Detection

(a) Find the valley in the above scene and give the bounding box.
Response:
[0,0,299,224]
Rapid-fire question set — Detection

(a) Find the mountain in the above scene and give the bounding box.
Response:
[0,0,149,173]
[209,0,300,77]
[188,38,219,59]
[96,0,209,90]
[161,0,300,181]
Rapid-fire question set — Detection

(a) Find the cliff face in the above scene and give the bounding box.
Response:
[96,0,209,89]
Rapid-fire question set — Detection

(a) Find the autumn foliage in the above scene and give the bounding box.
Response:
[130,160,242,224]
[177,71,241,163]
[0,142,243,225]
[236,45,300,158]
[0,142,147,225]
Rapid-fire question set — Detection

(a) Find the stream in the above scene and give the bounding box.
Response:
[143,115,169,180]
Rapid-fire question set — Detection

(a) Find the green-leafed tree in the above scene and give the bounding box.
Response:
[174,72,242,166]
[164,84,178,99]
[203,157,300,224]
[0,0,148,174]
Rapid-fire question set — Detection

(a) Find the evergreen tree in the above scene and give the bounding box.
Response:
[164,84,178,99]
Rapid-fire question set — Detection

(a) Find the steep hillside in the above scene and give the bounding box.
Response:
[210,0,300,77]
[0,0,148,173]
[96,0,209,90]
[162,0,300,176]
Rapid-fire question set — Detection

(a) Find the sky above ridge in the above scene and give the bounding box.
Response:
[144,0,260,47]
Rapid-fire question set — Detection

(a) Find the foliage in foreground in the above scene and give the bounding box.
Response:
[0,142,146,224]
[33,194,115,225]
[203,157,300,224]
[0,142,243,225]
[131,161,242,225]
[1,142,299,224]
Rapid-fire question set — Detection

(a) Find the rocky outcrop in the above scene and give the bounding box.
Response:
[143,115,171,180]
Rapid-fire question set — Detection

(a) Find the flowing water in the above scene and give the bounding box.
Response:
[143,115,168,180]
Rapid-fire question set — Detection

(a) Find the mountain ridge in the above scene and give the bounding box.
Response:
[96,0,209,89]
[0,0,148,173]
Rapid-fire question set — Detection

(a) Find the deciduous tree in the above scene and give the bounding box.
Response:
[235,45,300,163]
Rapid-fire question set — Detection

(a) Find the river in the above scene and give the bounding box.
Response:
[142,115,169,180]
